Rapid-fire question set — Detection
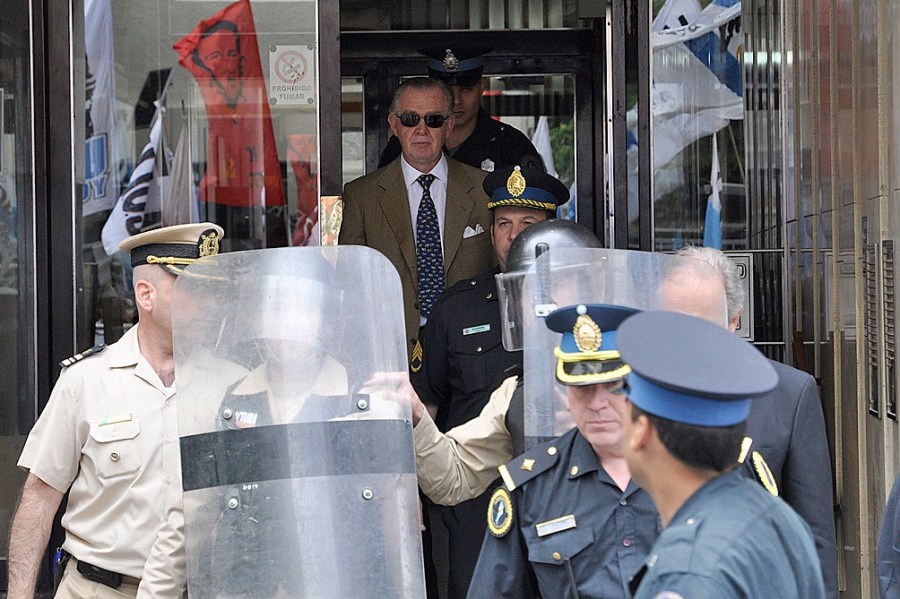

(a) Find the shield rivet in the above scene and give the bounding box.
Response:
[362,488,374,500]
[227,498,239,509]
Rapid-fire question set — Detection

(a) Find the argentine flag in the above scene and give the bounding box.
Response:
[704,134,723,249]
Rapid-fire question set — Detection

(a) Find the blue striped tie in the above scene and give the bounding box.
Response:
[415,174,444,319]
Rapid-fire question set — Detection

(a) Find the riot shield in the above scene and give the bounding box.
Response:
[520,248,717,448]
[172,246,425,599]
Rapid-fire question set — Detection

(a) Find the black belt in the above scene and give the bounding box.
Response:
[75,559,125,589]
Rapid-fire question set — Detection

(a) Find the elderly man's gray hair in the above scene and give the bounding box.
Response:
[675,245,744,322]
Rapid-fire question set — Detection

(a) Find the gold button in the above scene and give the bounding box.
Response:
[570,466,579,476]
[547,447,557,456]
[552,552,562,561]
[110,452,121,462]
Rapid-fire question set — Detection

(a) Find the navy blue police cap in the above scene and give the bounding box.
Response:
[483,165,569,214]
[616,311,778,427]
[545,304,640,386]
[421,47,489,87]
[119,222,224,276]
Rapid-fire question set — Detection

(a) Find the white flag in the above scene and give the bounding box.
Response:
[101,114,169,256]
[162,125,199,226]
[83,0,122,216]
[530,116,559,178]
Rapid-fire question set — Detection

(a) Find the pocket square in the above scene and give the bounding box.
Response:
[463,224,485,238]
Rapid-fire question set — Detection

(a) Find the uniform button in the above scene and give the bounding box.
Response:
[476,346,482,353]
[486,292,493,299]
[686,518,697,526]
[110,452,121,462]
[570,466,579,476]
[620,498,627,506]
[623,538,631,547]
[165,400,171,407]
[552,552,562,561]
[547,447,557,456]
[470,280,477,286]
[165,476,172,484]
[166,438,172,444]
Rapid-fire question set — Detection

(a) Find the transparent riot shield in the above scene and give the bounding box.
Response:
[520,248,717,448]
[172,246,425,599]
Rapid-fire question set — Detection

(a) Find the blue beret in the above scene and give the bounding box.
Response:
[616,311,778,426]
[545,304,640,386]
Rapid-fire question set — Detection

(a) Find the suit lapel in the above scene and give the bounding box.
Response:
[443,159,476,271]
[377,161,418,282]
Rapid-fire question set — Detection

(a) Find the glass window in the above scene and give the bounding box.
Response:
[82,0,321,345]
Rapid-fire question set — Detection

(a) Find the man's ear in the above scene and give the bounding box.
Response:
[628,412,653,453]
[728,305,744,333]
[388,112,400,138]
[134,279,155,312]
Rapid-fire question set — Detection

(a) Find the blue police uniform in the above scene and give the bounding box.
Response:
[879,473,900,598]
[467,427,659,599]
[468,303,650,598]
[629,468,825,599]
[617,311,827,599]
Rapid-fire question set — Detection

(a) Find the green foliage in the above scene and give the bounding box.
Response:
[549,119,575,187]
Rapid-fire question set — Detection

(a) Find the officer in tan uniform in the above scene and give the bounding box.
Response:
[7,223,224,599]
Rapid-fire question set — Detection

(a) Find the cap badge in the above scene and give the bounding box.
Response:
[506,166,526,197]
[573,314,602,352]
[199,229,221,257]
[443,49,459,73]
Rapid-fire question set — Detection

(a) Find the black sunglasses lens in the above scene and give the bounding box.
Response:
[398,113,446,128]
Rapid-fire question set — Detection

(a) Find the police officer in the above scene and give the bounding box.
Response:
[7,223,224,599]
[411,166,568,598]
[378,48,544,173]
[618,311,826,599]
[467,304,659,599]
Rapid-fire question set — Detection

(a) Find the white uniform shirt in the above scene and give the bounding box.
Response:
[18,324,180,580]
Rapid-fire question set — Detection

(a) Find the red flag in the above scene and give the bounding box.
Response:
[287,134,318,246]
[174,0,285,208]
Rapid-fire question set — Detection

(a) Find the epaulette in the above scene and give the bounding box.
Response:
[738,436,779,496]
[59,344,107,368]
[497,440,560,492]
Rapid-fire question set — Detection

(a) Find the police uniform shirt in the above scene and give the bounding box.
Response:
[631,468,826,599]
[414,375,517,506]
[18,324,180,581]
[468,427,660,599]
[379,108,544,172]
[412,267,521,431]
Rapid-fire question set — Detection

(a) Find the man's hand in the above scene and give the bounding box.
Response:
[364,371,427,426]
[8,473,65,599]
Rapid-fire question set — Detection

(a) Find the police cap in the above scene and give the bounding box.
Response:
[119,222,224,276]
[546,303,639,386]
[617,311,778,427]
[484,165,569,214]
[421,47,489,87]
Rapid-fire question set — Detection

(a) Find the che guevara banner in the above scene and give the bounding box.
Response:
[174,0,285,208]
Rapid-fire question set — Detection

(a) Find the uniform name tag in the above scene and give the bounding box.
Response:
[463,324,490,336]
[536,514,577,537]
[98,412,133,426]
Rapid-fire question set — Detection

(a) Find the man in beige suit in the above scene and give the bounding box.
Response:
[340,77,494,363]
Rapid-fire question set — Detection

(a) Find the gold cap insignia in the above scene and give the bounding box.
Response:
[506,166,526,197]
[573,314,602,352]
[443,49,459,73]
[199,229,221,257]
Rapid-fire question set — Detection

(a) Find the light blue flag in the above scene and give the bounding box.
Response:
[704,134,723,249]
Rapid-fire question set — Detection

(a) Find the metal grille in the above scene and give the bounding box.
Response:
[865,243,880,417]
[885,241,897,420]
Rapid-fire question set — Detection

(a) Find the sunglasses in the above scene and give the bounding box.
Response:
[395,112,450,128]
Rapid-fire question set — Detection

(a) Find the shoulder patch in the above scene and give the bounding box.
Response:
[498,441,559,491]
[487,487,514,537]
[59,344,107,368]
